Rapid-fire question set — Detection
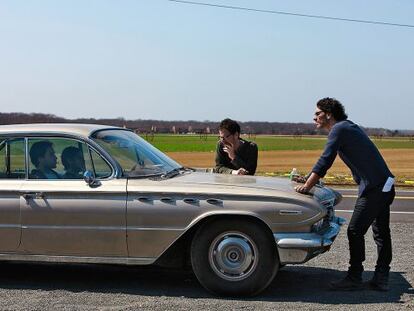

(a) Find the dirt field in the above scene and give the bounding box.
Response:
[166,149,414,184]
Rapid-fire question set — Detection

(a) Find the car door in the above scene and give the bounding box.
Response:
[19,137,128,258]
[0,138,25,252]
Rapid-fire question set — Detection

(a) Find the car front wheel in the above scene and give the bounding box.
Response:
[191,219,279,296]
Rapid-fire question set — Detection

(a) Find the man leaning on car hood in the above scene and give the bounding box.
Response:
[295,97,395,292]
[214,118,258,175]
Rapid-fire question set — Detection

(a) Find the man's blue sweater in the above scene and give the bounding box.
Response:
[312,120,393,195]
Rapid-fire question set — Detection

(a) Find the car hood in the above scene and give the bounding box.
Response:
[127,172,339,206]
[170,172,296,194]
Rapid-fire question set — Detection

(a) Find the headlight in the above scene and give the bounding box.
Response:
[320,198,335,209]
[312,218,325,232]
[312,213,332,232]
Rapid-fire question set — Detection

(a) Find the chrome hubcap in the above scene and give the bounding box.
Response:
[209,232,258,281]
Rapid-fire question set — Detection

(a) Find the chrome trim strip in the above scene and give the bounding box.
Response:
[0,254,156,265]
[275,232,326,248]
[0,191,22,195]
[21,225,126,231]
[0,224,21,229]
[274,218,345,249]
[279,210,303,215]
[127,226,184,232]
[274,217,345,264]
[24,137,29,179]
[20,225,185,232]
[18,190,126,195]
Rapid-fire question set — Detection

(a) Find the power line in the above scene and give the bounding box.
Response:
[167,0,414,29]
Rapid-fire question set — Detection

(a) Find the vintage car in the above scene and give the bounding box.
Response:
[0,124,345,296]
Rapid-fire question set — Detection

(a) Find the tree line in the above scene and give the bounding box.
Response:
[0,112,412,137]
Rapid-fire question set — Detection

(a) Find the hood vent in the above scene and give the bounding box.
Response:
[183,198,199,204]
[206,198,223,206]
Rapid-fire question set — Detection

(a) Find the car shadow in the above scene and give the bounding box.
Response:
[262,266,412,305]
[0,262,411,304]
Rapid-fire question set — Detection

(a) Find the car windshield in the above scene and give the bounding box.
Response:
[91,129,181,178]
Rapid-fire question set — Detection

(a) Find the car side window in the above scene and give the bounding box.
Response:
[0,138,25,179]
[28,138,93,180]
[89,148,112,179]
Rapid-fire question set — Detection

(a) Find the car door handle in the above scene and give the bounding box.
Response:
[22,192,45,201]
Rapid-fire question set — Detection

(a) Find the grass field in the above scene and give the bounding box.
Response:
[143,134,414,152]
[166,149,414,185]
[2,134,412,186]
[143,134,414,186]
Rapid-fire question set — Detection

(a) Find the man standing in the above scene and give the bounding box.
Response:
[215,118,258,175]
[295,98,395,291]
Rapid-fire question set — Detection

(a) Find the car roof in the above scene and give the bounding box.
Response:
[0,123,126,138]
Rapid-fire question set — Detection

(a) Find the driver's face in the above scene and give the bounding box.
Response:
[41,147,57,169]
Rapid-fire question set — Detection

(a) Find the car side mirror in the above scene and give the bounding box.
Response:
[83,170,101,188]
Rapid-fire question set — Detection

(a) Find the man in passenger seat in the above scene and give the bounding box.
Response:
[61,146,86,179]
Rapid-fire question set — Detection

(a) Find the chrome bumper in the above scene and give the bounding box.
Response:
[274,216,346,264]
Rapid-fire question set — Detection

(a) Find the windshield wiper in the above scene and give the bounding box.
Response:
[160,167,194,179]
[126,172,164,179]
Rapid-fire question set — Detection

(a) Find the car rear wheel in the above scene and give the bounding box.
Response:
[191,219,279,296]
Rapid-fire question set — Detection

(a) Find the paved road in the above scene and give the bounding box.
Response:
[0,188,412,310]
[0,223,412,310]
[334,188,414,223]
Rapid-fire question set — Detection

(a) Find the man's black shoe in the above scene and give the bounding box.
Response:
[330,275,363,291]
[366,273,389,292]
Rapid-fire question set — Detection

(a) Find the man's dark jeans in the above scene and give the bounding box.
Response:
[347,185,395,277]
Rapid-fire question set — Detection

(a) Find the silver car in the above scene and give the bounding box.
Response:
[0,123,345,296]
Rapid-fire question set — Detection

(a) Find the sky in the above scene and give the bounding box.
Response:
[1,0,413,129]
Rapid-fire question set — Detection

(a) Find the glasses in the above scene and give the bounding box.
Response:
[218,133,232,140]
[314,110,325,117]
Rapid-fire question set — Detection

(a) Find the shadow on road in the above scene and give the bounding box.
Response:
[0,262,411,304]
[263,266,412,305]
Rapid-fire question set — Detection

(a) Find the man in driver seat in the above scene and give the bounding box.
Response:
[29,141,61,179]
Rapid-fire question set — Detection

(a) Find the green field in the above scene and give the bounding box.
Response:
[141,134,414,152]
